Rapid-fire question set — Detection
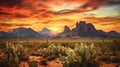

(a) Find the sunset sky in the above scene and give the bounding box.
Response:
[0,0,120,32]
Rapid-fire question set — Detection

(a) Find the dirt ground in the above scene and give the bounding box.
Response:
[100,62,120,67]
[19,56,120,67]
[19,56,62,67]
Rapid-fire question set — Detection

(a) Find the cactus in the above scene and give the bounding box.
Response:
[38,44,68,60]
[28,61,38,67]
[1,42,29,67]
[59,43,100,67]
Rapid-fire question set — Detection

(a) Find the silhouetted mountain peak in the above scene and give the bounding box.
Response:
[13,27,34,33]
[39,28,51,37]
[41,28,50,32]
[63,26,71,33]
[87,23,96,32]
[0,21,120,39]
[12,27,40,38]
[60,21,119,38]
[108,30,118,33]
[75,21,96,35]
[79,21,86,25]
[107,30,120,37]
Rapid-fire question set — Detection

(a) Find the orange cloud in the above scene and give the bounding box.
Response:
[0,0,120,32]
[0,0,112,19]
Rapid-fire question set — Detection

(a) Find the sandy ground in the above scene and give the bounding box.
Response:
[18,56,120,67]
[19,56,62,67]
[100,62,120,67]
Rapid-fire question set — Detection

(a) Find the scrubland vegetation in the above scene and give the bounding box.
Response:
[0,39,120,67]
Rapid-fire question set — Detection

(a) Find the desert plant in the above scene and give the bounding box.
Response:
[109,56,120,63]
[108,40,120,55]
[59,43,100,67]
[38,44,68,60]
[1,42,29,67]
[28,61,38,67]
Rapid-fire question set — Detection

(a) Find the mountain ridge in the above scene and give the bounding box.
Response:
[59,21,120,38]
[0,21,120,39]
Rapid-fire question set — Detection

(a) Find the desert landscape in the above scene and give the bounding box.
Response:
[0,38,120,67]
[0,0,120,67]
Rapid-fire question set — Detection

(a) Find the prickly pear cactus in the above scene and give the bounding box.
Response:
[59,43,99,67]
[38,44,67,59]
[3,42,28,67]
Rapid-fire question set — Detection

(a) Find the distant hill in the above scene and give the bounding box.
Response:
[0,27,41,39]
[107,31,120,37]
[39,28,51,38]
[0,31,15,38]
[39,28,59,38]
[12,27,41,38]
[0,21,120,39]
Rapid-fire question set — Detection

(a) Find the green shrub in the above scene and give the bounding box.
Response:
[59,43,100,67]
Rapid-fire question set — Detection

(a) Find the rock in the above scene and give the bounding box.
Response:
[75,21,87,34]
[74,21,98,37]
[63,26,71,33]
[60,21,116,38]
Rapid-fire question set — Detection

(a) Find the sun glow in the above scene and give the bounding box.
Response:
[48,3,85,13]
[48,27,62,32]
[50,31,59,37]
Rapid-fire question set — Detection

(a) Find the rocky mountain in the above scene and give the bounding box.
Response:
[0,31,15,38]
[74,21,97,37]
[60,21,120,38]
[63,26,71,33]
[12,27,41,38]
[39,28,51,38]
[107,31,120,37]
[0,21,120,39]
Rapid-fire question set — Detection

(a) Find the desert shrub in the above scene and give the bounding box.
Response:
[39,59,47,66]
[0,42,29,67]
[28,61,37,67]
[38,44,69,60]
[59,43,100,67]
[109,56,120,63]
[108,40,120,55]
[0,60,10,67]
